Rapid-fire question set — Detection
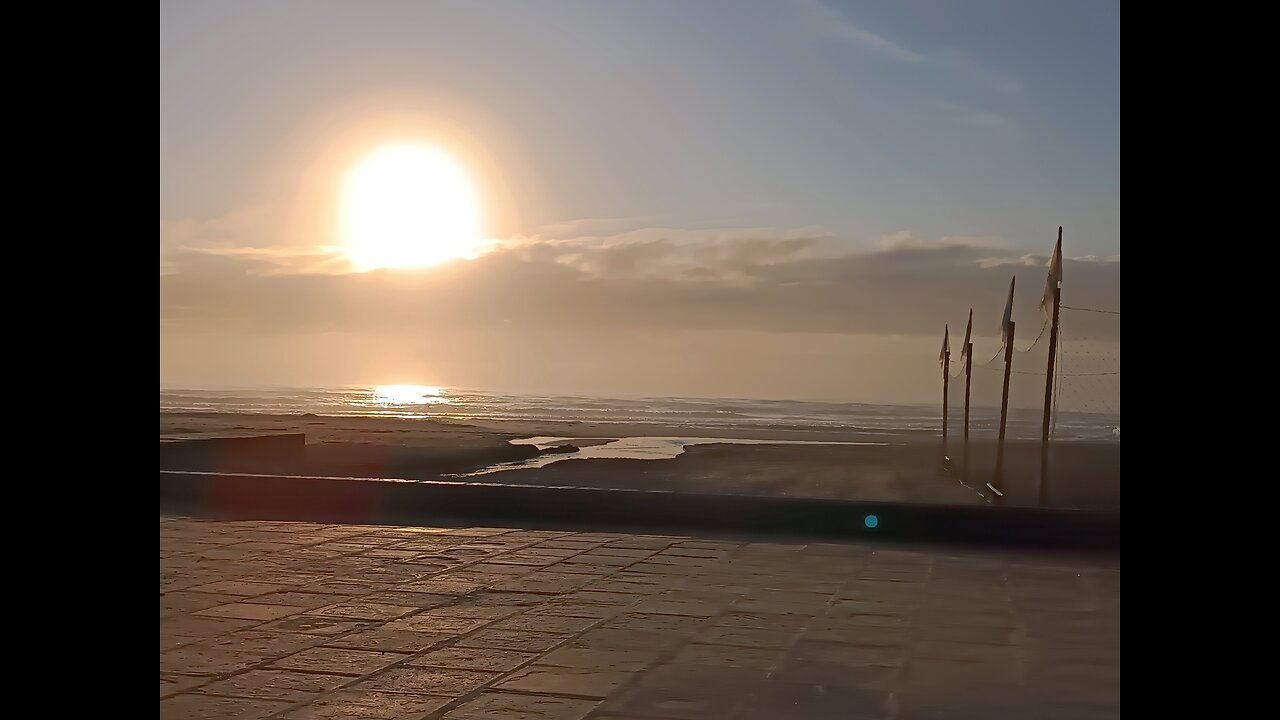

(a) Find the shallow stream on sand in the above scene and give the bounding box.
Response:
[451,436,890,477]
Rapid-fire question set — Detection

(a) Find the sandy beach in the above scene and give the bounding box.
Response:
[160,412,1119,511]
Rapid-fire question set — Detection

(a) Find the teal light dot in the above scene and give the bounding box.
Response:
[864,514,879,529]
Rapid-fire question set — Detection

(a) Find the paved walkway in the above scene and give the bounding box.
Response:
[160,516,1120,719]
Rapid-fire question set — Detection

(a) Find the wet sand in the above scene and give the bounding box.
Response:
[473,440,1119,510]
[160,412,1119,511]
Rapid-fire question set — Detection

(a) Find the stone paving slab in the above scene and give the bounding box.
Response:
[160,515,1120,719]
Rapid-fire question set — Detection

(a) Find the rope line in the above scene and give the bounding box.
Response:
[946,317,1050,376]
[1063,371,1120,377]
[938,293,1117,435]
[1015,319,1050,355]
[982,344,1005,365]
[1062,305,1120,315]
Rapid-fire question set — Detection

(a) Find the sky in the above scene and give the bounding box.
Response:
[160,0,1120,405]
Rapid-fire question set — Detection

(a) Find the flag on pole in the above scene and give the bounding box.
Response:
[1040,232,1062,320]
[1000,277,1015,346]
[939,324,950,370]
[960,309,972,360]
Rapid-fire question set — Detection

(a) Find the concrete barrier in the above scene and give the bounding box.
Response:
[160,470,1119,551]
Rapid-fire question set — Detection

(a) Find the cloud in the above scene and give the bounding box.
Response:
[160,204,350,275]
[161,225,1119,341]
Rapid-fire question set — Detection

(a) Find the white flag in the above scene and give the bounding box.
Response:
[939,324,950,370]
[1000,277,1015,346]
[960,309,972,360]
[1040,232,1062,319]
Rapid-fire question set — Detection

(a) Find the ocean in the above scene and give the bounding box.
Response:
[160,386,1120,443]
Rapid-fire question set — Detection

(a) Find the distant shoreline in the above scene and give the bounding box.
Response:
[160,387,1120,443]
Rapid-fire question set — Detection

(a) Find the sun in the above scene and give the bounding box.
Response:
[372,384,446,405]
[341,142,482,270]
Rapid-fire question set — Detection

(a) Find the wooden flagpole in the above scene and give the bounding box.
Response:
[991,277,1016,499]
[992,321,1014,498]
[1039,227,1063,506]
[963,310,973,479]
[942,328,950,457]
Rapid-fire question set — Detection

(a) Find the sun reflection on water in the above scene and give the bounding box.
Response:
[372,384,447,405]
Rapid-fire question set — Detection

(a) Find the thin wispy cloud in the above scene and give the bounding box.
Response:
[536,216,662,239]
[794,0,924,63]
[976,252,1120,270]
[880,231,1010,250]
[794,0,1021,96]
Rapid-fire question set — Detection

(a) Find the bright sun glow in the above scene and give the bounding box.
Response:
[372,384,446,405]
[342,143,482,270]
